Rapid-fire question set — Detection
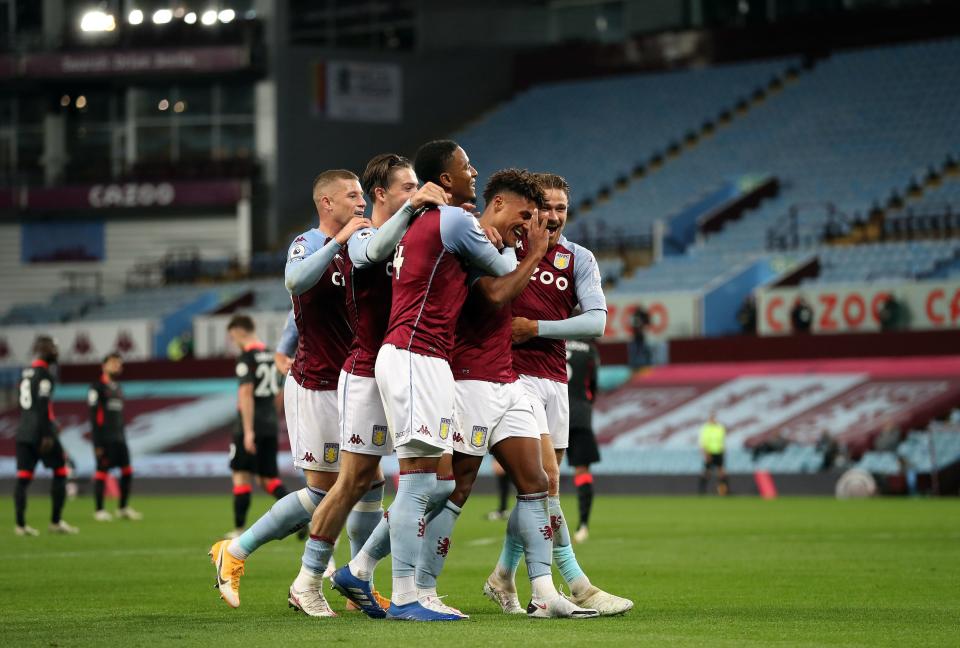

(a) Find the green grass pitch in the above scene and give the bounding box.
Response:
[1,493,958,646]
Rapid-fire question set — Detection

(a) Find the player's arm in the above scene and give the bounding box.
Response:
[88,384,102,439]
[350,183,450,267]
[37,376,56,451]
[274,309,297,375]
[440,207,521,279]
[285,218,368,296]
[514,247,608,342]
[473,210,550,308]
[236,358,257,453]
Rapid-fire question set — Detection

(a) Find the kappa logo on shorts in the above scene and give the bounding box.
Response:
[416,425,431,437]
[439,418,451,441]
[348,434,365,446]
[372,425,388,447]
[301,451,316,463]
[453,432,465,445]
[323,443,339,464]
[471,426,488,448]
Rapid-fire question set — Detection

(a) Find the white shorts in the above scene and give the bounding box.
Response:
[284,373,341,472]
[375,344,454,459]
[452,380,540,457]
[518,374,570,450]
[338,370,393,457]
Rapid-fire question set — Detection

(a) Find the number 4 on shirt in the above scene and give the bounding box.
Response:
[393,244,405,279]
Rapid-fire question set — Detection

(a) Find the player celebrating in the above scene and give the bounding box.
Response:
[90,353,142,522]
[484,173,632,616]
[334,141,525,622]
[565,339,601,543]
[426,168,600,619]
[13,336,77,536]
[290,155,450,616]
[209,170,367,609]
[221,315,289,538]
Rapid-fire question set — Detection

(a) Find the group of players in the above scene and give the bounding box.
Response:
[14,340,141,536]
[209,139,632,620]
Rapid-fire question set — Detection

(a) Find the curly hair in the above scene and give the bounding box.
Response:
[483,168,546,208]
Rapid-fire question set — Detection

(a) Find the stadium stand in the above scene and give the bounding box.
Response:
[556,38,960,292]
[455,57,799,204]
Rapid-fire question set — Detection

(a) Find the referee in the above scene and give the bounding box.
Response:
[698,412,729,496]
[566,340,601,543]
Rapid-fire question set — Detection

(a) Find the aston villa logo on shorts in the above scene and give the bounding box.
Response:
[471,426,488,448]
[553,252,571,270]
[323,443,339,464]
[372,425,388,447]
[439,418,451,441]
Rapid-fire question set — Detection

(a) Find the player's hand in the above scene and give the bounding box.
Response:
[244,432,256,454]
[460,202,478,214]
[484,226,504,250]
[410,182,450,210]
[274,352,293,376]
[526,208,549,257]
[511,317,539,344]
[335,216,371,245]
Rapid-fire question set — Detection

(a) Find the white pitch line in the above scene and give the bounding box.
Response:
[0,547,197,560]
[465,537,500,546]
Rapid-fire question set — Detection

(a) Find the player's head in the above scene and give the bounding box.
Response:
[312,169,366,226]
[361,153,418,218]
[533,172,570,248]
[414,139,476,206]
[226,314,256,349]
[32,335,58,364]
[482,168,546,248]
[102,352,123,378]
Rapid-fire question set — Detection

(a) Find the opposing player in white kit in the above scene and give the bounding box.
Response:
[290,154,453,616]
[485,173,633,615]
[209,170,367,609]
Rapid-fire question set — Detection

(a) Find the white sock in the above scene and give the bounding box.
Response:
[348,550,379,581]
[530,575,558,601]
[569,575,592,597]
[492,565,515,588]
[227,539,249,561]
[417,586,438,601]
[292,565,322,592]
[392,575,417,606]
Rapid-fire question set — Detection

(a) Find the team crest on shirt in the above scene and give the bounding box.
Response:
[471,426,488,448]
[553,252,571,270]
[323,443,339,464]
[290,244,306,260]
[439,418,451,441]
[372,425,388,447]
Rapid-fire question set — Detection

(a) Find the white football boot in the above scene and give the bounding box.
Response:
[49,520,79,534]
[527,593,599,619]
[94,510,113,522]
[569,586,633,616]
[116,507,143,521]
[15,525,39,537]
[288,584,337,617]
[483,575,524,615]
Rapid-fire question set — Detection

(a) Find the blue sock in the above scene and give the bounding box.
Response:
[415,498,461,594]
[389,472,435,606]
[494,525,524,582]
[347,482,384,558]
[512,492,552,581]
[231,487,325,559]
[300,534,336,582]
[548,495,590,594]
